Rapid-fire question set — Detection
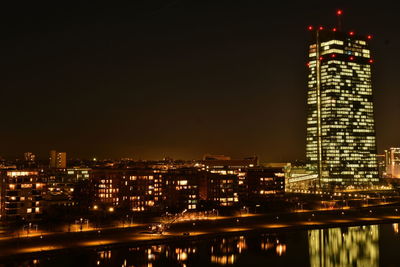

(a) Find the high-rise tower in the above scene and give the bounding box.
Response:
[306,19,379,188]
[49,150,67,169]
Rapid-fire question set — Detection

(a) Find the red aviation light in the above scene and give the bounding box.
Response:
[331,54,336,58]
[306,62,310,67]
[369,59,374,63]
[319,26,324,30]
[349,31,355,36]
[308,25,313,31]
[333,28,337,32]
[319,56,323,61]
[367,35,373,39]
[349,56,354,60]
[337,9,343,16]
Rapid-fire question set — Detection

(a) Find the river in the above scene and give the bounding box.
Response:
[4,223,400,266]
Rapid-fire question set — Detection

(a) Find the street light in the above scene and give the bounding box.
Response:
[75,218,89,232]
[23,223,37,237]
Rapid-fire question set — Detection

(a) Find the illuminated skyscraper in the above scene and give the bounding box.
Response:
[306,23,379,188]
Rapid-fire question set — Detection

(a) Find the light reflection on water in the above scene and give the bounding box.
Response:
[210,236,247,265]
[392,223,398,234]
[308,225,379,267]
[10,223,400,266]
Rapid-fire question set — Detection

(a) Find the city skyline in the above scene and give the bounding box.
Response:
[2,4,400,266]
[1,2,400,161]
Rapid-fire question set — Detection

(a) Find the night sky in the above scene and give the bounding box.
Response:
[1,1,400,161]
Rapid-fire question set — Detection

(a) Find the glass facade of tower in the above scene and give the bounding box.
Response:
[306,29,379,188]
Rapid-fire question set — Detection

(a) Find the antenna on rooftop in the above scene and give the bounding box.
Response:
[336,9,343,31]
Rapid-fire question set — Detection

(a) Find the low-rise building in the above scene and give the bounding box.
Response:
[91,169,163,213]
[163,169,199,211]
[120,170,163,212]
[91,169,123,209]
[0,170,45,221]
[199,172,239,207]
[67,167,91,181]
[44,169,77,207]
[244,167,285,203]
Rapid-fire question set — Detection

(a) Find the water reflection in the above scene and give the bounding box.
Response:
[260,235,287,256]
[13,223,400,266]
[90,235,287,266]
[308,225,379,267]
[210,236,248,265]
[393,223,399,234]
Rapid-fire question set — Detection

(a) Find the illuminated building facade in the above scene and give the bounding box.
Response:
[92,170,122,208]
[244,167,285,203]
[91,169,163,212]
[306,27,379,188]
[284,164,318,191]
[21,152,37,168]
[24,152,36,162]
[163,169,199,211]
[49,150,67,169]
[67,167,91,181]
[201,172,239,207]
[44,170,76,207]
[201,156,258,169]
[0,171,45,220]
[376,154,385,178]
[384,148,400,178]
[44,168,92,207]
[121,170,163,212]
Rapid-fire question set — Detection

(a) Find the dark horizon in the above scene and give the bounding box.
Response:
[2,1,400,162]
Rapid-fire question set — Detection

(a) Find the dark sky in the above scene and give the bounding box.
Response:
[1,1,400,161]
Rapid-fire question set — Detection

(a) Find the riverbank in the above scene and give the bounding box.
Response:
[1,204,400,260]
